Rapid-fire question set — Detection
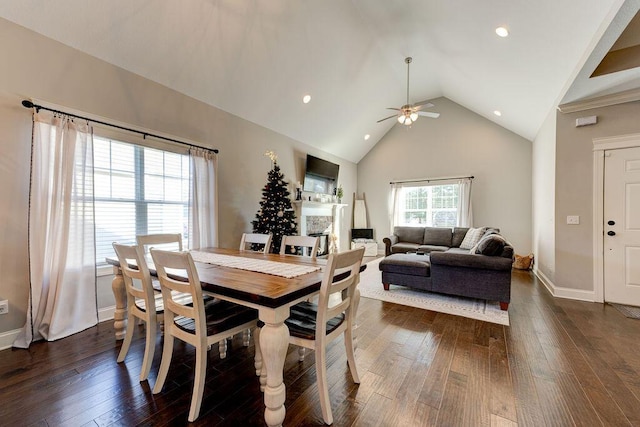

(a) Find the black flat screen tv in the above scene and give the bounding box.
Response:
[303,154,339,195]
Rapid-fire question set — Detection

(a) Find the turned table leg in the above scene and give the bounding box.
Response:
[259,307,290,427]
[112,266,127,340]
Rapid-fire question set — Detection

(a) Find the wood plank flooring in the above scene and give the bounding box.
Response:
[2,269,640,426]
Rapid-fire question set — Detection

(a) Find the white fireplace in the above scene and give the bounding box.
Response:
[292,201,347,253]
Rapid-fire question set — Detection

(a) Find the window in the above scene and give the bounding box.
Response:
[391,179,473,228]
[94,136,190,266]
[395,184,459,227]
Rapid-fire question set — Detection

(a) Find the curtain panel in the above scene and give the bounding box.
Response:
[189,147,218,249]
[15,112,97,348]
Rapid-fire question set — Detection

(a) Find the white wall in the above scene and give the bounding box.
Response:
[0,18,357,335]
[357,97,532,254]
[532,108,556,284]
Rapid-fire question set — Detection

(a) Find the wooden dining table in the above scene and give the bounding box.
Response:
[107,247,364,427]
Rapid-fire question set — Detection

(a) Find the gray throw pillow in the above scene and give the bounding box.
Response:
[475,234,507,256]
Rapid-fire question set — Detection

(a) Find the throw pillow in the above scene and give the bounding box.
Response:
[459,227,487,249]
[474,234,507,256]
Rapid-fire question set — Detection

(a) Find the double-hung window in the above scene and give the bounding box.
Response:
[93,134,190,266]
[391,178,473,228]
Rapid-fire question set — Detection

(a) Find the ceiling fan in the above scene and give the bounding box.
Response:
[377,57,440,125]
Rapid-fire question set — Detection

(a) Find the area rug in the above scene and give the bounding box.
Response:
[358,258,510,326]
[609,303,640,319]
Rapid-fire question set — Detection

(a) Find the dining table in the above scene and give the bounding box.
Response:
[106,247,364,427]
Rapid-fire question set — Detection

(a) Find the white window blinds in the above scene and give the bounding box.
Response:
[93,136,190,266]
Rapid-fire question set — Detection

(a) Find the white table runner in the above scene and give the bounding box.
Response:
[190,251,321,279]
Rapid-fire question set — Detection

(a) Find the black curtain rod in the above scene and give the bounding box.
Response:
[390,175,474,185]
[21,100,219,154]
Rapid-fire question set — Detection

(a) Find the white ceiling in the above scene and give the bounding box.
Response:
[1,0,637,162]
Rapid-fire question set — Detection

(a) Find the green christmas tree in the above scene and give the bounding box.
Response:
[252,153,298,254]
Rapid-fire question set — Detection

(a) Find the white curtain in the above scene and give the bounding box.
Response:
[389,182,402,233]
[14,112,97,348]
[189,147,218,249]
[457,177,474,227]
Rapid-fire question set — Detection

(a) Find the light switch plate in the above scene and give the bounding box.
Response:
[567,215,580,225]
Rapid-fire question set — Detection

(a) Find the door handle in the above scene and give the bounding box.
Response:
[607,231,616,236]
[608,220,615,226]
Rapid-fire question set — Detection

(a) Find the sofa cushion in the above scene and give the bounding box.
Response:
[418,244,449,253]
[379,253,431,276]
[474,234,507,256]
[390,242,421,254]
[423,227,453,246]
[445,247,471,255]
[452,227,469,247]
[459,227,487,249]
[394,226,425,244]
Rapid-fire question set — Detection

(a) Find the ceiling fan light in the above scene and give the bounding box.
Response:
[397,115,405,124]
[410,112,418,121]
[404,116,413,125]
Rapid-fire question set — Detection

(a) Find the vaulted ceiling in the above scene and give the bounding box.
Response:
[1,1,638,162]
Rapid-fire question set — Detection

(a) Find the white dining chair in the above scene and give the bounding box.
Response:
[278,234,322,360]
[240,232,272,254]
[282,247,365,424]
[150,248,259,422]
[112,242,160,383]
[136,233,183,255]
[280,235,320,258]
[135,233,191,330]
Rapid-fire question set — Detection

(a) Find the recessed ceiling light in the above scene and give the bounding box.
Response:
[364,134,370,140]
[495,27,509,37]
[302,94,311,104]
[494,110,502,116]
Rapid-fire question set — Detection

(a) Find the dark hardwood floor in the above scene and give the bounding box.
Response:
[2,269,640,426]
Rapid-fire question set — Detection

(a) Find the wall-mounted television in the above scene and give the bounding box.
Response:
[303,154,339,195]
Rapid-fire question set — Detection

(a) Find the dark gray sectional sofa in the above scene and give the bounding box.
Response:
[380,226,514,310]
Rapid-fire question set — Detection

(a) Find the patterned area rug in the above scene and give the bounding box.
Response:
[609,303,640,319]
[359,258,510,326]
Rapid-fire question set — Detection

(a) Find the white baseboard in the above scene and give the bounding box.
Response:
[0,328,21,351]
[534,268,596,302]
[98,305,115,323]
[0,309,113,351]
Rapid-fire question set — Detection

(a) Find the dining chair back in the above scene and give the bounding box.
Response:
[239,232,272,254]
[136,233,183,254]
[284,246,365,424]
[150,249,258,422]
[112,242,159,383]
[280,235,320,258]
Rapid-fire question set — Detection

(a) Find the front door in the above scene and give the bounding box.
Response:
[604,146,640,306]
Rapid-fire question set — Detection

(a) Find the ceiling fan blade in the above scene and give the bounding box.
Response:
[413,101,435,108]
[386,107,401,111]
[413,101,434,108]
[377,114,397,123]
[418,111,440,118]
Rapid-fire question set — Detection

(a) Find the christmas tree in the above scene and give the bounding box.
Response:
[252,151,298,254]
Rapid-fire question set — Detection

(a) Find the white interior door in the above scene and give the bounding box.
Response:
[604,146,640,306]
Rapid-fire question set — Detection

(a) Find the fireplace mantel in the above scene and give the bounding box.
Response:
[292,200,348,209]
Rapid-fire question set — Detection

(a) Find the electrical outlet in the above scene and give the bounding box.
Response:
[567,215,580,225]
[0,300,8,315]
